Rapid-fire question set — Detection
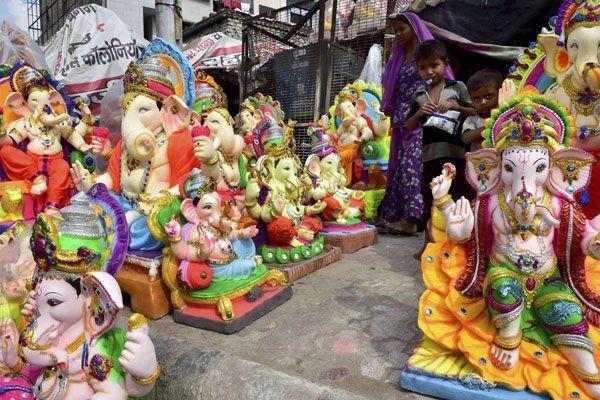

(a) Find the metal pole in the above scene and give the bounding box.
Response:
[155,0,182,47]
[324,0,338,110]
[313,0,327,121]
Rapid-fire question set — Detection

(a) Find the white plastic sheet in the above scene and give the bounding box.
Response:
[0,21,48,71]
[359,44,383,86]
[43,4,148,116]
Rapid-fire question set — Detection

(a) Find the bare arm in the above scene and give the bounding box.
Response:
[1,123,26,145]
[462,127,485,145]
[405,110,423,131]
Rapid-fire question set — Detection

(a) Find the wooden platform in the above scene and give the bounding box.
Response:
[173,285,293,334]
[320,224,378,253]
[266,246,342,283]
[115,251,172,320]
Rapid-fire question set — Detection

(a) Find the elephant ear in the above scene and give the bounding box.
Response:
[162,95,190,135]
[304,154,321,179]
[5,92,29,117]
[256,155,275,191]
[465,149,501,196]
[82,271,123,341]
[48,89,67,115]
[538,34,569,78]
[355,98,368,116]
[181,198,200,224]
[549,148,595,201]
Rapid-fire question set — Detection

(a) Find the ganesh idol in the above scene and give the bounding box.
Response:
[507,0,600,218]
[145,168,290,333]
[401,89,600,400]
[71,39,199,251]
[0,62,93,213]
[0,183,160,400]
[244,117,340,276]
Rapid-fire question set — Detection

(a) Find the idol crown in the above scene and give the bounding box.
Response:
[253,116,296,159]
[30,198,103,278]
[485,90,573,152]
[557,0,600,37]
[182,168,217,200]
[10,62,49,98]
[194,69,227,110]
[123,61,175,102]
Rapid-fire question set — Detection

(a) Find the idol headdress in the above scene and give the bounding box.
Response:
[30,184,129,279]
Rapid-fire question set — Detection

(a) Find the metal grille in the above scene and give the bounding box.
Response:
[242,0,324,162]
[27,0,106,45]
[328,0,387,105]
[242,0,390,162]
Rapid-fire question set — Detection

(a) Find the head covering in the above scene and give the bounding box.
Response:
[30,184,129,278]
[9,62,49,98]
[381,12,455,116]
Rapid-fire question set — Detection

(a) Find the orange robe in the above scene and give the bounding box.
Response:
[0,144,71,208]
[337,142,360,185]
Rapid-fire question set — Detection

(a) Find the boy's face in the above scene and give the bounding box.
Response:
[469,84,499,118]
[416,56,448,86]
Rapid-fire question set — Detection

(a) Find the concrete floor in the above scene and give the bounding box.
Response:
[140,234,432,400]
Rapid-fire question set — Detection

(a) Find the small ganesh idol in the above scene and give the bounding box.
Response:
[0,62,93,213]
[0,184,160,400]
[305,125,364,225]
[147,168,289,333]
[0,228,35,329]
[327,81,390,187]
[401,89,600,400]
[236,93,286,166]
[304,126,377,253]
[244,118,337,272]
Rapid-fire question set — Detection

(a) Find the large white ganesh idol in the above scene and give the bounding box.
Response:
[402,90,600,400]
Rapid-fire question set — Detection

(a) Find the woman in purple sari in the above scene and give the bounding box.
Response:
[379,12,454,235]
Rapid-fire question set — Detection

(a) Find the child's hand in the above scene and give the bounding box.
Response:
[418,101,437,116]
[438,100,458,113]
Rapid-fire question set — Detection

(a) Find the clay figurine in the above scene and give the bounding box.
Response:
[402,90,600,400]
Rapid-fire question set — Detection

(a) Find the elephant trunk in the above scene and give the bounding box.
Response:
[124,128,156,163]
[38,112,70,127]
[511,178,537,232]
[582,62,600,90]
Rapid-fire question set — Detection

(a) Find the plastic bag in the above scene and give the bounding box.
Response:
[359,44,383,86]
[423,110,461,136]
[0,21,48,71]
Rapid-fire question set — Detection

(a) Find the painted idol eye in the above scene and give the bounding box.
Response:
[504,164,513,173]
[536,164,547,173]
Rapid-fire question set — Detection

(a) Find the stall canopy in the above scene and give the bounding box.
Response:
[417,0,563,46]
[185,32,242,69]
[43,4,148,116]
